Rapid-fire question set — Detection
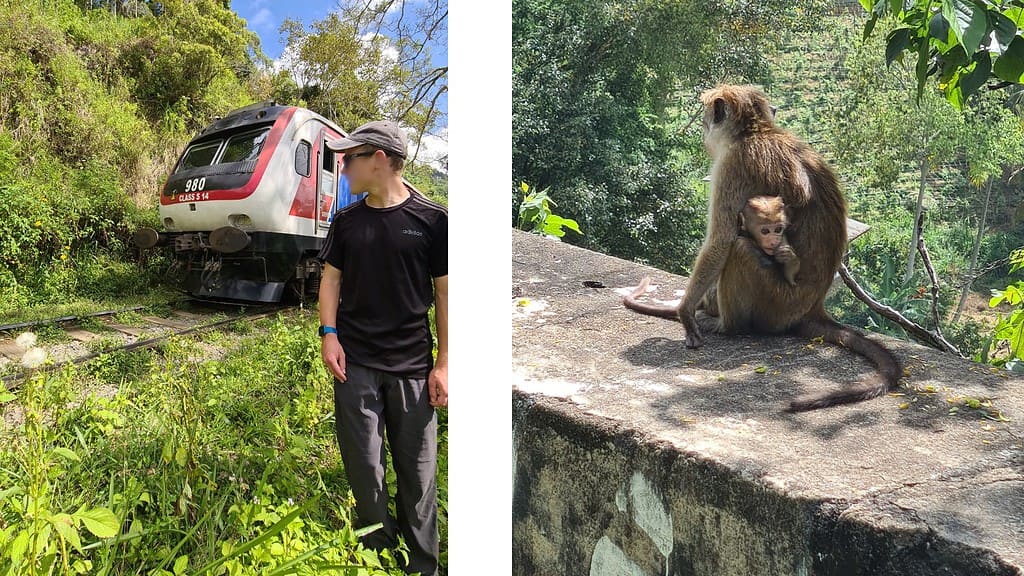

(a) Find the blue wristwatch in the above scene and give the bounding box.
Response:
[318,325,338,337]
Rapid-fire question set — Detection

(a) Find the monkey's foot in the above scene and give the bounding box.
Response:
[684,331,703,349]
[696,311,723,333]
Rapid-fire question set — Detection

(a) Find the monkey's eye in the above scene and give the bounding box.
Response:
[774,226,784,234]
[760,228,770,235]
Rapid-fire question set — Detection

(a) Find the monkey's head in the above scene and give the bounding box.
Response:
[740,195,788,256]
[700,85,778,156]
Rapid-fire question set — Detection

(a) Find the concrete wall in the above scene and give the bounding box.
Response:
[511,229,1024,576]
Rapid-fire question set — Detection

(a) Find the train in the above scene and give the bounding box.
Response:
[134,101,418,303]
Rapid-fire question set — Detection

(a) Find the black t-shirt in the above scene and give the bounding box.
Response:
[318,192,448,377]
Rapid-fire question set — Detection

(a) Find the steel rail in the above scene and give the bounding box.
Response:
[0,306,151,334]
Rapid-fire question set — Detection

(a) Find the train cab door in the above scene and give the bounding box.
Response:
[316,134,337,232]
[330,144,364,214]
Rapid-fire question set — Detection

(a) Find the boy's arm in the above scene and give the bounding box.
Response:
[429,275,448,407]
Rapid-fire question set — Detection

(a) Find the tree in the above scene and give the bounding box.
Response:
[277,14,382,131]
[274,2,446,160]
[334,0,447,164]
[119,0,261,128]
[819,20,966,284]
[512,0,831,272]
[954,95,1024,321]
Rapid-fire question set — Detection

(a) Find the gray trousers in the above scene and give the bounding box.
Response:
[333,363,438,576]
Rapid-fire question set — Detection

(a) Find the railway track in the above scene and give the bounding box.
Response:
[0,300,294,389]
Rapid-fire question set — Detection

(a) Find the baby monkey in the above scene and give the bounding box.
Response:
[739,195,800,286]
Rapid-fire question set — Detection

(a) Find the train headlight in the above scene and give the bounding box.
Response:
[228,214,254,229]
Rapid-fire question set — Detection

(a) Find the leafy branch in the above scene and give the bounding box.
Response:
[838,259,964,356]
[516,182,582,241]
[860,0,1024,109]
[979,248,1024,372]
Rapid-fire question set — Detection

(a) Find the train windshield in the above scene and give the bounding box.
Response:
[176,127,271,172]
[179,141,221,170]
[221,129,269,163]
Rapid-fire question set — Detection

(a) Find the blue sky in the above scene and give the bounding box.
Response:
[232,0,448,126]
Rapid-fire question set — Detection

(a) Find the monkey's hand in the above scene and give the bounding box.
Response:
[775,247,799,285]
[678,304,704,348]
[774,246,796,263]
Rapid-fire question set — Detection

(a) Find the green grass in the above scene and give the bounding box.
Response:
[0,287,182,328]
[0,310,448,575]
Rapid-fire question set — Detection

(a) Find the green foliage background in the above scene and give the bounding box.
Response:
[513,0,1024,358]
[512,0,832,273]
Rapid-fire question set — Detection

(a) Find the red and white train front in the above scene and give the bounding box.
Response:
[135,101,364,302]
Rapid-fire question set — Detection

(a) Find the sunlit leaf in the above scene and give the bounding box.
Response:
[51,447,80,462]
[1005,285,1023,305]
[75,507,119,538]
[51,513,83,552]
[945,81,965,109]
[990,289,1006,307]
[10,530,29,564]
[173,555,189,575]
[944,0,989,52]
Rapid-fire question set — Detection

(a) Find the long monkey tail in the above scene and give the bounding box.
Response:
[787,315,902,412]
[622,276,681,320]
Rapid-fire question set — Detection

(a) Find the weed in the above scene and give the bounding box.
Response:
[86,335,125,355]
[0,313,446,574]
[111,311,146,327]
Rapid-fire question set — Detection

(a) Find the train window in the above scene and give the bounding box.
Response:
[295,141,311,177]
[322,145,334,172]
[179,141,221,170]
[220,129,269,163]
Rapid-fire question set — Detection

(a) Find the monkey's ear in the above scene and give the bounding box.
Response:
[712,98,727,124]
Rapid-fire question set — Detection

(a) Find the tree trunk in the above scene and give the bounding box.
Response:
[905,155,928,283]
[953,177,994,323]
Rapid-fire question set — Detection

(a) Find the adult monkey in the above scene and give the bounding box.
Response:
[624,84,901,412]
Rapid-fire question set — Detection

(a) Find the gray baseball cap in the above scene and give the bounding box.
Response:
[326,120,408,158]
